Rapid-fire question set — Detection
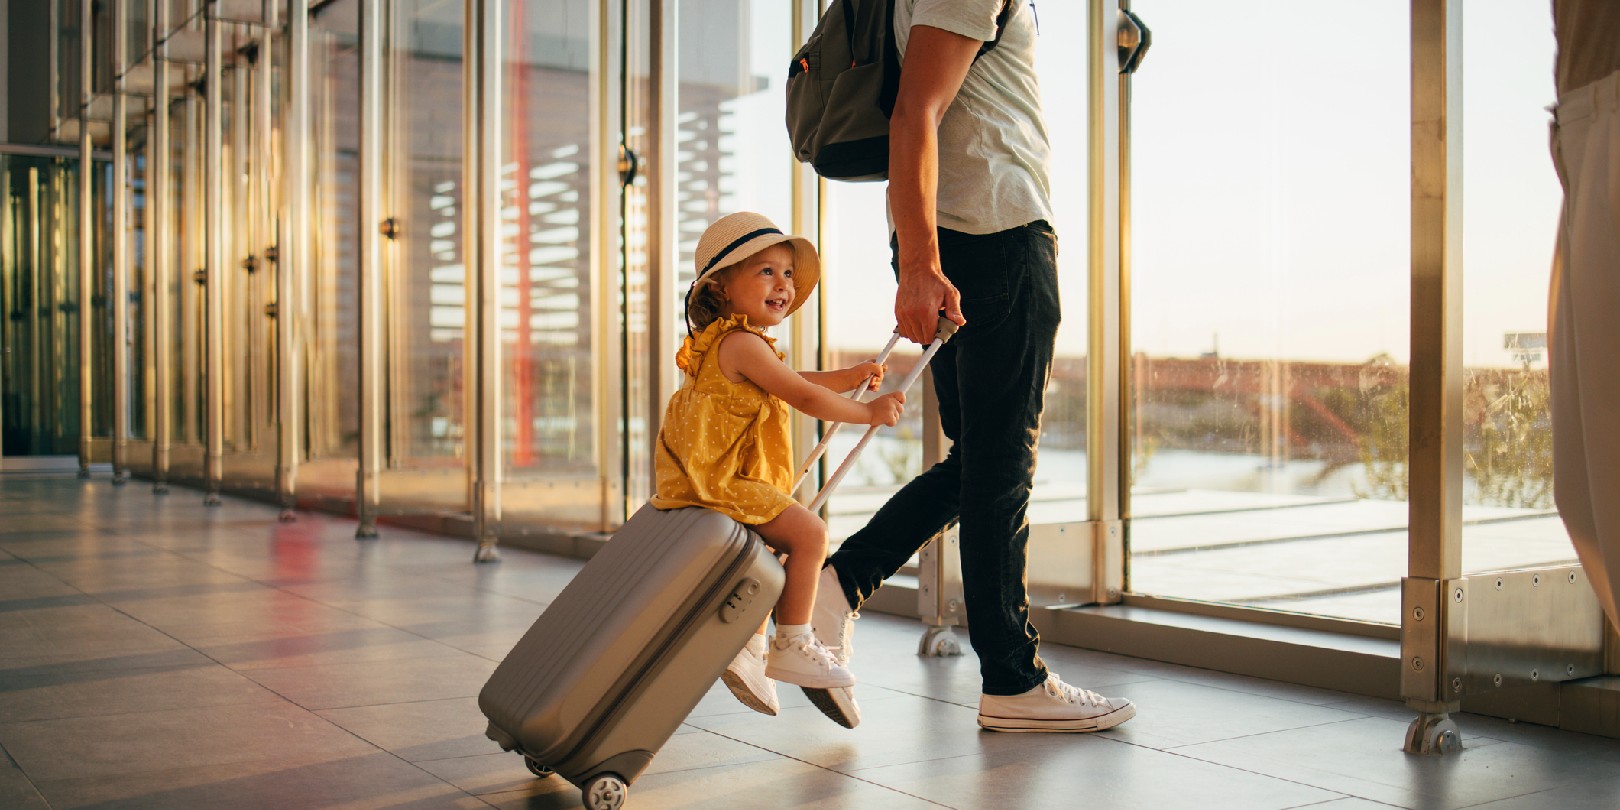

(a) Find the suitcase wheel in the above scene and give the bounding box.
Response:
[582,773,628,810]
[522,756,553,779]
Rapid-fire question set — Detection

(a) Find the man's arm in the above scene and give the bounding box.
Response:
[889,24,980,344]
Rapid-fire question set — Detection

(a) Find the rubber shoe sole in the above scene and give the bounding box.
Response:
[801,686,861,729]
[977,700,1137,733]
[720,668,778,716]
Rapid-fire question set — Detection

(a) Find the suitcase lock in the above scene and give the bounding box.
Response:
[719,578,763,624]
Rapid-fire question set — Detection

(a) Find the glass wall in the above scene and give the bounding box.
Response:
[302,0,362,498]
[1128,0,1411,624]
[1,156,87,457]
[1459,0,1569,576]
[819,2,1091,563]
[499,0,604,527]
[378,0,469,510]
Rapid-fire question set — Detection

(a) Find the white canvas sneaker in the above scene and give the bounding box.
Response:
[977,673,1137,732]
[810,565,857,666]
[764,633,856,689]
[800,684,862,729]
[720,637,778,716]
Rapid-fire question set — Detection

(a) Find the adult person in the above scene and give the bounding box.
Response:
[1548,0,1620,630]
[806,0,1138,732]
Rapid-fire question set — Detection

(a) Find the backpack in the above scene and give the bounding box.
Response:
[785,0,1015,182]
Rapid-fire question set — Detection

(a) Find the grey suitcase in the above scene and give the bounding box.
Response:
[479,319,956,810]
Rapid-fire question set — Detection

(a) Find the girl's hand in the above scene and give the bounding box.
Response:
[850,360,887,392]
[865,391,906,427]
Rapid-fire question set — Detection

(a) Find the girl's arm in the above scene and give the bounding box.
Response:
[720,332,903,427]
[800,361,885,394]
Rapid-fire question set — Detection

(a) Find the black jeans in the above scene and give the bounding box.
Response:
[827,220,1059,696]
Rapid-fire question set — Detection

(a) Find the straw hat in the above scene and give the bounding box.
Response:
[687,211,821,324]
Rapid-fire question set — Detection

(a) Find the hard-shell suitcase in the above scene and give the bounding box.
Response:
[479,318,957,810]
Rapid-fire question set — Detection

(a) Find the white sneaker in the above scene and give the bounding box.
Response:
[720,637,778,716]
[978,673,1137,732]
[810,565,858,666]
[765,633,856,689]
[801,684,862,729]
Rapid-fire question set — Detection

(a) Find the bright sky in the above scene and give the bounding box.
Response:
[723,0,1561,368]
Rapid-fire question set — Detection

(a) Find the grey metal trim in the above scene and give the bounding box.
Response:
[1401,0,1465,753]
[152,0,173,489]
[0,143,113,158]
[645,0,677,497]
[355,0,383,535]
[592,0,623,530]
[1086,0,1124,603]
[112,0,130,482]
[278,0,310,511]
[203,13,224,503]
[470,0,503,560]
[77,0,95,478]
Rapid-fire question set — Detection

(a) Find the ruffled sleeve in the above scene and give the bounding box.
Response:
[675,314,779,377]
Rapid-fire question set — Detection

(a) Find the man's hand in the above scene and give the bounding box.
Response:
[895,261,965,345]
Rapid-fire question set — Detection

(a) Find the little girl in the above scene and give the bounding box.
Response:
[651,211,905,717]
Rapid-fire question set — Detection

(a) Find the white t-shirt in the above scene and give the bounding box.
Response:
[891,0,1053,235]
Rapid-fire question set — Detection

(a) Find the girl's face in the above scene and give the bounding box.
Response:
[718,244,798,328]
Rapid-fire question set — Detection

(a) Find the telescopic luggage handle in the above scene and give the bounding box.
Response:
[797,315,960,513]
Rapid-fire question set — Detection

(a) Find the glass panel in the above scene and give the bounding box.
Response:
[499,0,603,526]
[1128,0,1410,624]
[2,157,86,456]
[819,3,1090,563]
[303,0,361,498]
[169,101,188,444]
[1460,2,1566,574]
[385,0,468,507]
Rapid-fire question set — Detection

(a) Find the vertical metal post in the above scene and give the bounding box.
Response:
[1085,0,1125,603]
[111,0,130,484]
[153,0,173,493]
[470,0,504,562]
[203,10,224,505]
[1401,0,1465,756]
[591,0,624,530]
[232,39,251,450]
[182,90,199,449]
[355,0,383,537]
[645,0,677,486]
[77,0,94,479]
[278,0,307,519]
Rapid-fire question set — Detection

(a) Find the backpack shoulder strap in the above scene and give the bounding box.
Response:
[974,0,1018,60]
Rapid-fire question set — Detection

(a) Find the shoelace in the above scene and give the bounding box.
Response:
[787,636,840,671]
[1045,676,1106,707]
[830,610,859,663]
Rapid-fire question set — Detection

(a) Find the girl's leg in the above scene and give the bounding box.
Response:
[754,504,828,626]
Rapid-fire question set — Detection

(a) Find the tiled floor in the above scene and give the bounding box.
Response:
[3,473,1618,809]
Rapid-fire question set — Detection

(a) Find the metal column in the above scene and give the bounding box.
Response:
[469,0,504,562]
[152,1,173,493]
[591,0,624,530]
[1084,0,1126,603]
[278,0,308,519]
[111,1,130,485]
[1401,0,1465,756]
[77,0,94,479]
[355,0,384,538]
[203,11,225,506]
[645,0,678,489]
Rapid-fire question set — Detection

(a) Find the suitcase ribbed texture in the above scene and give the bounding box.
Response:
[480,505,758,767]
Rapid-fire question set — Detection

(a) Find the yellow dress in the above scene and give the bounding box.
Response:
[651,314,797,525]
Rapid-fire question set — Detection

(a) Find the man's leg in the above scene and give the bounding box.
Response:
[938,222,1056,697]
